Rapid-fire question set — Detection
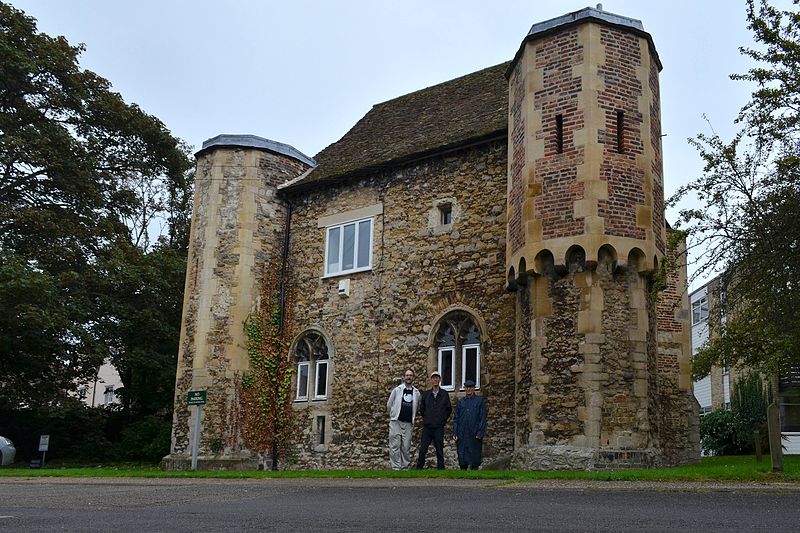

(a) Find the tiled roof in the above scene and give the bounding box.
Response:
[281,61,510,191]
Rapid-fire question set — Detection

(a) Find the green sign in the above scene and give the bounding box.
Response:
[187,390,207,405]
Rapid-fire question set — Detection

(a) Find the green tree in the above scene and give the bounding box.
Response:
[699,373,772,455]
[0,2,192,410]
[672,0,800,378]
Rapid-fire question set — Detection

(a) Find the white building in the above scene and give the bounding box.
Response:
[690,277,799,454]
[76,359,123,408]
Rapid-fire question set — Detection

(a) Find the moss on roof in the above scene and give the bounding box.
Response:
[283,62,510,191]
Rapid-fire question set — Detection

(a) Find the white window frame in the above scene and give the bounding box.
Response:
[461,343,481,390]
[314,360,329,400]
[692,295,708,325]
[323,217,374,277]
[296,361,310,401]
[103,385,115,405]
[438,347,456,392]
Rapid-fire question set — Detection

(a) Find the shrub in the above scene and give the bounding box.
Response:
[699,372,772,455]
[700,408,740,455]
[113,415,171,462]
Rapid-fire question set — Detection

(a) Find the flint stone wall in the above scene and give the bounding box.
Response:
[282,140,515,469]
[168,147,309,463]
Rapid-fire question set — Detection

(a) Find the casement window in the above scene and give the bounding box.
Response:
[296,361,310,401]
[438,347,455,390]
[324,217,373,276]
[462,344,481,389]
[315,360,329,400]
[691,295,708,325]
[294,331,330,402]
[435,312,482,391]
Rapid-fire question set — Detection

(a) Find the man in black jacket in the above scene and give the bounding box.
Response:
[415,371,452,469]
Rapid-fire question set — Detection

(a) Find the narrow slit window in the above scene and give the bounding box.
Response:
[439,203,452,225]
[316,416,326,445]
[616,110,624,153]
[556,114,564,154]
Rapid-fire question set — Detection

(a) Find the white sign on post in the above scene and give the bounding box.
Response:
[38,434,50,452]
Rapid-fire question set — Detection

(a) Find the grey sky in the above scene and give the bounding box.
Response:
[9,1,774,284]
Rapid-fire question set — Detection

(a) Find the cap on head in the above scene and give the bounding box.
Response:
[430,371,441,378]
[464,380,476,387]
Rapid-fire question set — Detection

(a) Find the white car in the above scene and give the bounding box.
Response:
[0,436,16,466]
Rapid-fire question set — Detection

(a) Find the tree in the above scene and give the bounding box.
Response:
[672,0,800,378]
[0,2,192,409]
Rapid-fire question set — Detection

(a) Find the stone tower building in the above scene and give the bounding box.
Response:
[165,6,698,470]
[505,8,694,468]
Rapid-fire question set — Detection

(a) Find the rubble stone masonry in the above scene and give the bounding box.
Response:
[282,140,516,468]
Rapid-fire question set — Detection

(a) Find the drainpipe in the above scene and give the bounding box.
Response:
[278,200,292,326]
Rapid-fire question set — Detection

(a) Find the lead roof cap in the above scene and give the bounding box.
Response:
[196,134,317,168]
[507,5,661,77]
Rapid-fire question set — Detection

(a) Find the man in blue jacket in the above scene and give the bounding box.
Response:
[415,371,452,469]
[452,379,487,470]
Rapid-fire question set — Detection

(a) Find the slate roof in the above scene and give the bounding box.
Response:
[280,61,510,192]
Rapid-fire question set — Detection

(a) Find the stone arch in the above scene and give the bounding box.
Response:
[428,307,487,390]
[518,256,528,276]
[628,247,646,272]
[289,327,335,360]
[426,303,489,350]
[597,244,618,274]
[565,245,586,273]
[507,265,517,290]
[289,328,335,402]
[534,249,555,276]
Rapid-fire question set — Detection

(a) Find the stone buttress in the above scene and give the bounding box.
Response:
[506,7,697,468]
[164,135,314,470]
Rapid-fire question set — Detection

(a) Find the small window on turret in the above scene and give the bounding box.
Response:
[616,110,624,153]
[556,114,564,154]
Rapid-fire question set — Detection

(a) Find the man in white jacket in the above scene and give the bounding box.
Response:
[386,369,420,469]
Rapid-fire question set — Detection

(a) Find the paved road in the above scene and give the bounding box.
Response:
[1,477,799,532]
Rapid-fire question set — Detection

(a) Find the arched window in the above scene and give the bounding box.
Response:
[294,331,330,401]
[435,312,482,391]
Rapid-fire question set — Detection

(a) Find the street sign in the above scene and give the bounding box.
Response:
[38,434,50,452]
[187,391,207,470]
[187,390,207,406]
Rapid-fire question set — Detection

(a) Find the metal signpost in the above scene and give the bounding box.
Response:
[38,434,50,467]
[187,390,207,470]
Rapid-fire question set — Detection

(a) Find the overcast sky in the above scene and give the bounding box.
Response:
[9,0,776,285]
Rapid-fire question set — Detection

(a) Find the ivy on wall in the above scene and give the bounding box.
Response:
[239,260,297,469]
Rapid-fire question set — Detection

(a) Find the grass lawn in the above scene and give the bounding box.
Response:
[0,455,798,482]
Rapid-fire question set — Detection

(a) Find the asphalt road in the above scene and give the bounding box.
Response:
[1,477,799,532]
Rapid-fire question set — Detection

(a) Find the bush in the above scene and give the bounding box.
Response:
[700,408,740,455]
[113,415,171,462]
[699,372,772,455]
[1,400,170,464]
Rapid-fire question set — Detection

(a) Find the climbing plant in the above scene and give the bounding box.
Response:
[240,259,297,470]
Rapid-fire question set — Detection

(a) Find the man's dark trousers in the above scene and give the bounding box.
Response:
[416,425,445,469]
